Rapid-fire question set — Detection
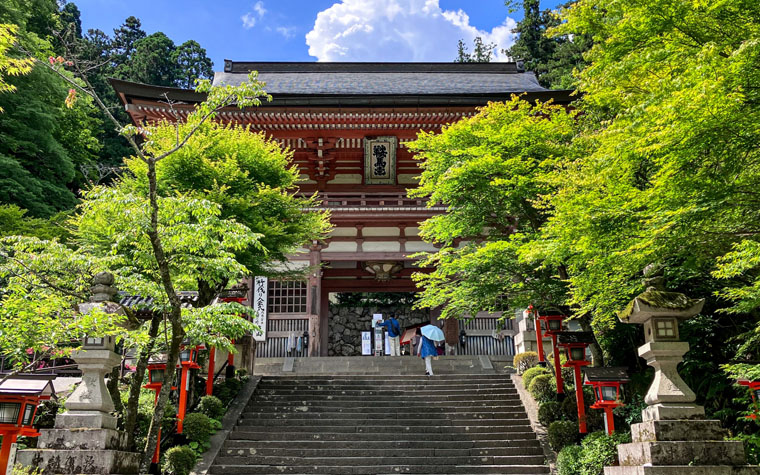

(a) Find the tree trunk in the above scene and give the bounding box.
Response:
[125,314,161,450]
[140,157,187,472]
[140,315,183,472]
[577,314,605,367]
[106,366,123,426]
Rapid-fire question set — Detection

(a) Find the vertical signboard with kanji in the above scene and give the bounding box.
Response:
[252,276,268,341]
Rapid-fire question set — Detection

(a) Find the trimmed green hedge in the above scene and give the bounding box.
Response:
[529,374,556,403]
[163,445,196,475]
[523,366,550,389]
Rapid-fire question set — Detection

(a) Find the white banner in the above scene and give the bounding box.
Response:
[361,331,372,355]
[252,276,268,341]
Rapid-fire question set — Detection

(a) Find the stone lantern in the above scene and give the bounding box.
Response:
[17,272,140,474]
[604,267,758,474]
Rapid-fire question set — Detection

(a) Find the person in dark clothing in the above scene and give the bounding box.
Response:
[376,312,402,356]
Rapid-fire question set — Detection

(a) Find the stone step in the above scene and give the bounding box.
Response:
[258,376,509,382]
[243,402,525,416]
[229,428,536,441]
[209,464,549,474]
[227,431,538,442]
[256,381,515,389]
[246,401,525,410]
[255,388,518,398]
[220,447,544,458]
[241,411,529,420]
[222,439,542,450]
[214,455,547,466]
[237,417,531,427]
[252,395,521,403]
[233,421,534,432]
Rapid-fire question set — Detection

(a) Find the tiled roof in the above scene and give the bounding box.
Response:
[118,291,199,312]
[213,61,547,95]
[583,366,630,382]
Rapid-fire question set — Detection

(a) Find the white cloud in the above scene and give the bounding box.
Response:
[276,26,297,39]
[305,0,517,62]
[241,1,267,29]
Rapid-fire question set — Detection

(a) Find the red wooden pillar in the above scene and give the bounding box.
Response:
[573,364,586,433]
[0,432,18,473]
[551,333,564,394]
[177,365,189,433]
[206,347,216,396]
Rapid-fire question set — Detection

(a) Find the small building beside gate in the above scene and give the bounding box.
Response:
[111,61,573,358]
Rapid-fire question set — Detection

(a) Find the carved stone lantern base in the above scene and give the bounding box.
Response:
[606,419,759,475]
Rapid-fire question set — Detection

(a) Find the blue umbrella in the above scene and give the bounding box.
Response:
[421,324,445,342]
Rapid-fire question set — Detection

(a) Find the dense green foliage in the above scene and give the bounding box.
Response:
[412,0,760,438]
[538,400,563,427]
[0,2,215,218]
[504,0,592,88]
[556,445,583,475]
[124,121,329,288]
[557,431,631,475]
[547,420,579,451]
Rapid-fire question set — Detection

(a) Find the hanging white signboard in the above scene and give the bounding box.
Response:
[361,331,372,355]
[252,276,268,341]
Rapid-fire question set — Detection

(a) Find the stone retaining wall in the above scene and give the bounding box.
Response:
[327,306,430,356]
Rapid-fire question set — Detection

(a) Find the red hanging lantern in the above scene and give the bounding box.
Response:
[556,332,593,433]
[0,376,55,473]
[584,367,630,435]
[536,314,566,395]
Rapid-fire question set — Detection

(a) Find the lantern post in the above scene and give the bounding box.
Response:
[556,332,593,433]
[584,367,629,435]
[143,362,177,471]
[217,287,248,384]
[537,314,565,395]
[528,306,547,366]
[176,342,202,433]
[0,376,55,473]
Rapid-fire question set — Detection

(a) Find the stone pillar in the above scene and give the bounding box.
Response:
[606,267,759,474]
[18,273,140,474]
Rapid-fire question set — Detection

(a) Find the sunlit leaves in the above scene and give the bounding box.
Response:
[408,98,577,319]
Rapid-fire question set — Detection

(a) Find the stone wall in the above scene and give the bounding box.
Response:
[327,306,430,356]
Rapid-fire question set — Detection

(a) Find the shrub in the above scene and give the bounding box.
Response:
[538,401,564,427]
[523,366,550,389]
[163,445,197,475]
[548,420,579,451]
[213,377,244,406]
[182,412,212,444]
[514,351,538,374]
[561,388,604,431]
[529,374,556,403]
[578,431,630,475]
[197,395,225,420]
[557,444,583,475]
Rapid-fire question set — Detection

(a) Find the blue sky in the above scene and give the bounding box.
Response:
[74,0,563,68]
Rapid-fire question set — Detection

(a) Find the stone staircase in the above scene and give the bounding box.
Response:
[208,373,548,474]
